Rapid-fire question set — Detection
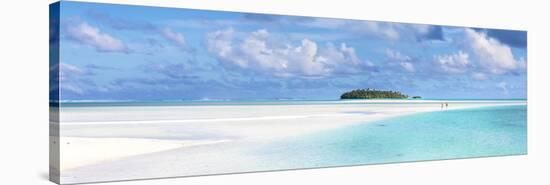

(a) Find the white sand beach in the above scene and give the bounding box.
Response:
[58,137,229,171]
[57,100,526,183]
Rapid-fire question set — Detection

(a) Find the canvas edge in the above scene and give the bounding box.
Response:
[49,1,61,184]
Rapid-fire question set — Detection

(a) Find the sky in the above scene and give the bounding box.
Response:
[51,1,527,100]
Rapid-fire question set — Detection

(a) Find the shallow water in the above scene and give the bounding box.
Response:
[254,105,527,169]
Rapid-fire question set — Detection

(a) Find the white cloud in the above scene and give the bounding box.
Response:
[56,63,87,94]
[66,22,127,53]
[54,62,121,95]
[60,83,85,95]
[385,49,415,72]
[412,25,431,34]
[161,27,189,51]
[433,29,525,77]
[464,28,521,74]
[58,63,86,81]
[497,81,509,94]
[206,28,374,77]
[434,51,470,74]
[471,72,488,80]
[400,62,415,72]
[386,49,411,61]
[282,39,327,76]
[206,28,235,64]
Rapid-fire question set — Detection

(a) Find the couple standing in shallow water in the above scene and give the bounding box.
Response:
[441,102,449,110]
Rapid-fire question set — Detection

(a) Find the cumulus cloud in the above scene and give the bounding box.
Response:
[160,27,190,51]
[66,22,128,53]
[432,28,526,78]
[320,42,375,74]
[87,11,194,53]
[434,50,470,74]
[464,28,523,74]
[206,28,375,77]
[385,49,415,72]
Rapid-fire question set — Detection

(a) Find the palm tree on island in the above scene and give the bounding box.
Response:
[340,88,419,99]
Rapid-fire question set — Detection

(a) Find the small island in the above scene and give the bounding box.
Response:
[340,88,409,99]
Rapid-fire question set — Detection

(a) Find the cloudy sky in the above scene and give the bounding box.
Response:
[52,1,527,100]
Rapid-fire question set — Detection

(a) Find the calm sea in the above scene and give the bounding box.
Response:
[253,105,527,168]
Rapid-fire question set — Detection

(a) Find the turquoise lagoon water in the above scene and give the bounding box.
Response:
[253,105,527,168]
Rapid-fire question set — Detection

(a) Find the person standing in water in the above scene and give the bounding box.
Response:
[445,102,449,109]
[441,103,444,110]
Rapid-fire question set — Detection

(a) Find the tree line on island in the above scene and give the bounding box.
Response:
[340,88,421,99]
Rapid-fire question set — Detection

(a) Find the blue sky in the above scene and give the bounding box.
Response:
[52,1,527,100]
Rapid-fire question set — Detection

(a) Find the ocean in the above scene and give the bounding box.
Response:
[253,105,527,169]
